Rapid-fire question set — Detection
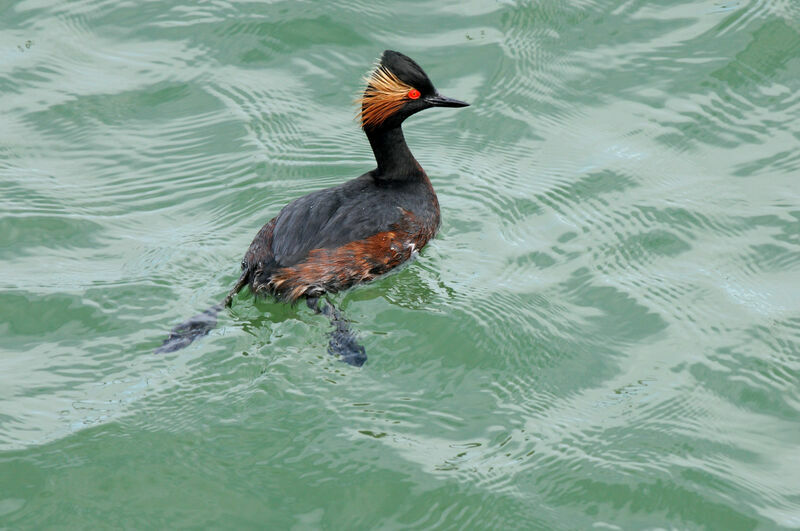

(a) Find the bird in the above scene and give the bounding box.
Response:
[156,50,469,366]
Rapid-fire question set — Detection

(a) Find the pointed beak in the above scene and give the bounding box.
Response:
[425,93,470,108]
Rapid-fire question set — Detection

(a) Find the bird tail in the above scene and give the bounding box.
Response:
[155,269,250,354]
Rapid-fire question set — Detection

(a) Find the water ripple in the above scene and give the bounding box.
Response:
[2,0,800,528]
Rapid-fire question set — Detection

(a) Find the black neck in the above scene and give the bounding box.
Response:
[366,125,423,181]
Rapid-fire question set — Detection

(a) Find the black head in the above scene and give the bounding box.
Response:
[380,50,435,95]
[359,50,469,130]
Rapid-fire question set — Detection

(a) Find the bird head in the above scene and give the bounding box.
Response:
[358,50,469,131]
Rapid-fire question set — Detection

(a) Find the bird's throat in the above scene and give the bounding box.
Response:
[366,125,423,181]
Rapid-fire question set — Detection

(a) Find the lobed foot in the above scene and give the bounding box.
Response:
[308,297,367,366]
[328,328,367,367]
[155,306,220,354]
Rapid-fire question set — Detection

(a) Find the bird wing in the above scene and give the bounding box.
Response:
[269,177,404,268]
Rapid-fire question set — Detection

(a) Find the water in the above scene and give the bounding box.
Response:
[1,0,799,528]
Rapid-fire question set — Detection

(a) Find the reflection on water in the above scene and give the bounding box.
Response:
[1,0,799,527]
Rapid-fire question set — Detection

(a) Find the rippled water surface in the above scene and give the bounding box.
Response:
[2,0,800,528]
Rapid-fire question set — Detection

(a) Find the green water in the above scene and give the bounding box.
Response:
[2,0,799,528]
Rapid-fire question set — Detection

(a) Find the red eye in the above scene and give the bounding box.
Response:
[407,88,420,100]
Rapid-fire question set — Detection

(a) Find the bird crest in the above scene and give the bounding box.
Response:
[358,64,414,129]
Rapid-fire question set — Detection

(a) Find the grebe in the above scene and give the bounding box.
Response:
[157,50,469,365]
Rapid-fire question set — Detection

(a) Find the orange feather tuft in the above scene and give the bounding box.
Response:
[357,65,414,129]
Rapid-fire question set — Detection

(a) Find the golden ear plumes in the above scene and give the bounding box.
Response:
[358,66,413,129]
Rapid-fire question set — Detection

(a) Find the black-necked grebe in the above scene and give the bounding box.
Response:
[157,50,469,365]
